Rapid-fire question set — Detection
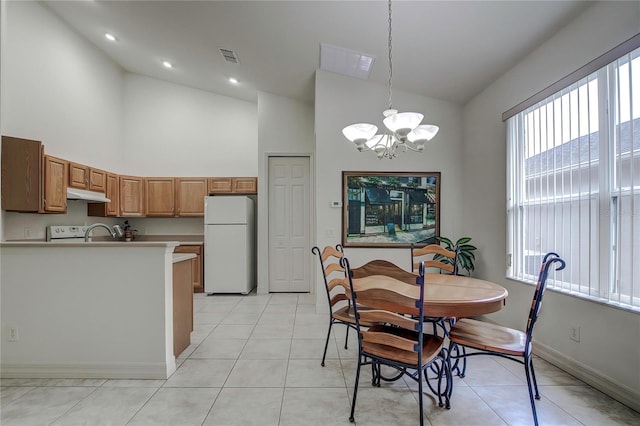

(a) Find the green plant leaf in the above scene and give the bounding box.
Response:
[455,237,472,245]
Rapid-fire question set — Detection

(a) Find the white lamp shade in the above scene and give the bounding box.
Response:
[342,123,378,144]
[407,124,439,143]
[383,112,423,137]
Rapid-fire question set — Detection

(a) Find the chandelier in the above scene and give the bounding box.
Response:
[342,0,439,159]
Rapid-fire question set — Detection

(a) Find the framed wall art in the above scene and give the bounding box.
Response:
[342,171,440,248]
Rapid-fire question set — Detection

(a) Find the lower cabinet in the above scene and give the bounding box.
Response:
[173,258,194,357]
[174,244,204,293]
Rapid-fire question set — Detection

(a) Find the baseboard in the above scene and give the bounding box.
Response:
[0,361,174,380]
[534,341,640,413]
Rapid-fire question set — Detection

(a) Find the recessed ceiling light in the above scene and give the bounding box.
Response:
[229,77,238,84]
[162,61,173,69]
[104,33,117,42]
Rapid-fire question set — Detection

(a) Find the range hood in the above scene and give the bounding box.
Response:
[66,187,111,203]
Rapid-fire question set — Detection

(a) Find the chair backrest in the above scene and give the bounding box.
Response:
[524,252,566,354]
[311,244,349,315]
[343,257,427,366]
[411,243,459,275]
[350,259,420,285]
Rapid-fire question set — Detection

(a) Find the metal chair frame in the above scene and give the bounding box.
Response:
[411,243,467,377]
[447,252,566,426]
[311,244,352,367]
[344,258,452,426]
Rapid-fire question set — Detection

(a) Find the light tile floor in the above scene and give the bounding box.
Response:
[2,292,640,425]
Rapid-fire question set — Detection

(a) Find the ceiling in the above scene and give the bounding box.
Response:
[43,0,591,105]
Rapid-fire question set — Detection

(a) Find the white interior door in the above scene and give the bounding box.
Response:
[268,156,310,292]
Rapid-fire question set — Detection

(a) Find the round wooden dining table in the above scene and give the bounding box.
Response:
[349,260,508,318]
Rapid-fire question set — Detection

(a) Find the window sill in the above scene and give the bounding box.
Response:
[505,276,640,315]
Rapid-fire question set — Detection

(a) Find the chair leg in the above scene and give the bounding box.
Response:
[524,355,539,426]
[529,356,540,399]
[344,323,350,350]
[418,361,424,426]
[321,320,333,367]
[349,354,362,423]
[446,342,455,401]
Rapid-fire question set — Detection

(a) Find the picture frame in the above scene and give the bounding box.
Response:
[342,171,440,248]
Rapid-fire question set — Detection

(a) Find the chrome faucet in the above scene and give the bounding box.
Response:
[84,223,124,242]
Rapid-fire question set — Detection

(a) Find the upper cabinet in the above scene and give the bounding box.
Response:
[1,136,67,213]
[176,178,207,217]
[146,177,175,217]
[69,162,107,193]
[89,168,107,192]
[208,177,257,194]
[69,162,89,189]
[119,175,145,217]
[2,137,256,217]
[87,172,119,217]
[42,155,68,213]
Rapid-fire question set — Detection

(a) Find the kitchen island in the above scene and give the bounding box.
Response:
[0,241,192,379]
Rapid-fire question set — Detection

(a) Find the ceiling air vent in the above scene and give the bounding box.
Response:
[219,48,239,64]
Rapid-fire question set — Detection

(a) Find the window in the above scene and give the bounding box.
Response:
[507,46,640,311]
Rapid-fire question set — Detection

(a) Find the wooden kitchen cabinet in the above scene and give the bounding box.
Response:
[1,136,68,213]
[208,177,233,193]
[119,175,145,216]
[173,257,194,356]
[87,172,119,217]
[208,177,257,194]
[145,177,175,217]
[176,178,207,216]
[43,155,68,213]
[89,168,107,192]
[69,162,107,194]
[68,162,89,189]
[174,244,204,293]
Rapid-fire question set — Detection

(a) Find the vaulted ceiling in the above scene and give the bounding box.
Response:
[44,0,590,104]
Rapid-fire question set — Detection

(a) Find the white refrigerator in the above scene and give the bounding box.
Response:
[204,196,256,294]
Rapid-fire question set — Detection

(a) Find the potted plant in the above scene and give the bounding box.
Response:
[434,236,477,276]
[122,220,138,242]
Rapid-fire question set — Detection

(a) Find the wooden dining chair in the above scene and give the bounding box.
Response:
[447,252,566,426]
[411,243,466,374]
[410,243,460,275]
[410,244,460,336]
[311,244,375,367]
[343,258,451,426]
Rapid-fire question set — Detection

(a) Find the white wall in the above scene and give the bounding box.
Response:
[256,91,314,294]
[314,69,464,310]
[123,74,257,176]
[462,1,640,409]
[1,0,124,240]
[1,0,124,167]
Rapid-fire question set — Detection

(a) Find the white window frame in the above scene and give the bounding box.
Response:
[507,45,640,312]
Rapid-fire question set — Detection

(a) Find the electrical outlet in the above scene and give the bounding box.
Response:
[24,227,31,238]
[8,326,19,342]
[570,325,580,342]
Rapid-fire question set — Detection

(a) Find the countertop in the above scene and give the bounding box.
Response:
[172,253,197,263]
[0,241,180,248]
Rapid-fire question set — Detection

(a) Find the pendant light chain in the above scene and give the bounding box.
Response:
[387,0,393,111]
[340,0,439,158]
